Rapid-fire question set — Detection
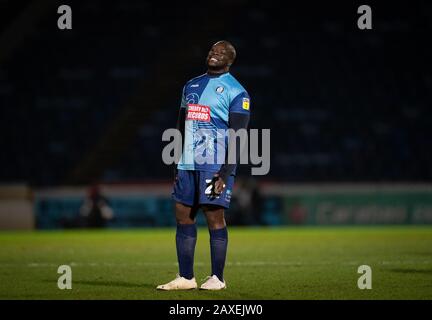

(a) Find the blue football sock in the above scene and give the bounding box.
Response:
[209,227,228,281]
[176,223,197,280]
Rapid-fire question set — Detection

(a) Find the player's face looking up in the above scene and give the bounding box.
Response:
[206,41,236,74]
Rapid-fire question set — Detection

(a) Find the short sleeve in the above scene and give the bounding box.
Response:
[229,91,250,114]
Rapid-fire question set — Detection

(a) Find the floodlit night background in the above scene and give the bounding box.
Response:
[0,0,431,300]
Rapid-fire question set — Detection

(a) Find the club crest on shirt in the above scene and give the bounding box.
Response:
[242,98,250,110]
[216,86,224,94]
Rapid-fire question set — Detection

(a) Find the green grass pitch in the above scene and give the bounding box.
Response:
[0,226,431,300]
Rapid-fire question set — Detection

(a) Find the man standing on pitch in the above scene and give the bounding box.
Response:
[157,40,251,291]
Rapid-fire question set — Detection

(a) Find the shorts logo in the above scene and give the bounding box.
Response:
[225,189,232,202]
[186,104,211,122]
[216,86,224,94]
[242,98,250,110]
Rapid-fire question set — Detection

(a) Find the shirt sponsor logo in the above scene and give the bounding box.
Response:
[187,104,211,122]
[242,98,250,110]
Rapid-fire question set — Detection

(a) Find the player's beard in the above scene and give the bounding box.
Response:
[207,62,228,74]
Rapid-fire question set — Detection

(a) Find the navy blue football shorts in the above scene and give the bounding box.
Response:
[172,170,235,209]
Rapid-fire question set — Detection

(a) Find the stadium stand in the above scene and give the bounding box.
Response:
[0,1,431,187]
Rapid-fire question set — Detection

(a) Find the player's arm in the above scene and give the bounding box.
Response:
[174,86,187,180]
[217,112,250,181]
[214,93,251,194]
[176,103,186,143]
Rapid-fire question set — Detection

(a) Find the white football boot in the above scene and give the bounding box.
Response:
[199,275,226,290]
[156,274,197,290]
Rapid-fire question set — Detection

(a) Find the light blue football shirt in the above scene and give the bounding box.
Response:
[177,72,251,173]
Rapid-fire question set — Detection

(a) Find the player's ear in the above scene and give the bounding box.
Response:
[228,54,235,66]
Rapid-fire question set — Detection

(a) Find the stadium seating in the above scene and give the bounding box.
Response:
[1,1,431,186]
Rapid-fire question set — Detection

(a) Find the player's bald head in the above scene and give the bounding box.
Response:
[206,40,237,74]
[213,40,236,64]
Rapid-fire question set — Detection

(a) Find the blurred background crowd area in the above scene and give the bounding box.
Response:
[0,1,432,229]
[0,0,431,187]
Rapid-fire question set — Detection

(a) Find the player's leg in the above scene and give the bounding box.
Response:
[196,171,234,290]
[202,204,228,289]
[175,202,199,280]
[157,170,199,290]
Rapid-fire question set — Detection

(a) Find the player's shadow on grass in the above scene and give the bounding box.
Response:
[388,268,432,275]
[75,280,156,289]
[43,279,155,289]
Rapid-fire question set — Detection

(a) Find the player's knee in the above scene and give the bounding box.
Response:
[207,220,226,230]
[176,216,195,224]
[203,207,226,229]
[175,211,195,224]
[175,203,195,224]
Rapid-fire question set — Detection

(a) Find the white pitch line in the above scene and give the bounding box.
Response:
[0,260,429,268]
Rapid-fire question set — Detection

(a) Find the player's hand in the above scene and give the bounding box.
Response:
[213,174,226,195]
[205,175,226,199]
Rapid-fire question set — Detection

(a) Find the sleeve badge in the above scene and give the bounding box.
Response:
[242,98,250,110]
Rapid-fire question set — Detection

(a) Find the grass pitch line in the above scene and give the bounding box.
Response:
[0,259,428,268]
